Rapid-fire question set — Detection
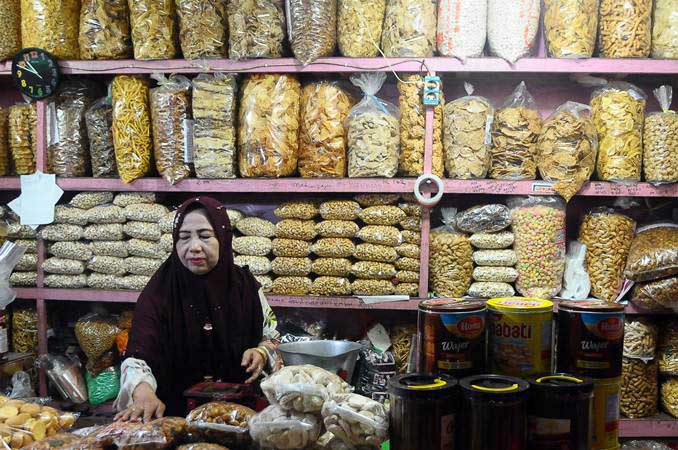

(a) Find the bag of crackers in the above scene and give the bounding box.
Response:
[537,101,598,201]
[643,86,678,185]
[186,401,255,447]
[543,0,598,58]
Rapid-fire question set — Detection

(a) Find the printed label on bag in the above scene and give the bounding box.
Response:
[183,119,194,163]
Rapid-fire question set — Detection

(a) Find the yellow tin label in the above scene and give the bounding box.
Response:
[592,377,620,450]
[487,297,553,313]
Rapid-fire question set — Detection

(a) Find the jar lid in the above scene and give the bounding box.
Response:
[487,297,553,313]
[460,374,529,398]
[419,299,486,313]
[530,374,594,394]
[559,300,624,313]
[389,373,458,399]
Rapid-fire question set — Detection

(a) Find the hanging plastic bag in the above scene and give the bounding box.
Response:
[78,0,132,60]
[0,0,21,61]
[150,74,193,185]
[490,81,543,180]
[537,101,598,201]
[436,0,486,61]
[652,0,678,58]
[86,366,120,406]
[128,0,177,59]
[287,0,337,65]
[192,73,238,179]
[176,0,228,59]
[9,371,36,398]
[8,103,37,175]
[74,313,120,361]
[559,241,591,300]
[644,86,678,184]
[598,0,652,58]
[337,0,385,57]
[227,0,286,60]
[346,72,399,178]
[111,76,152,183]
[430,207,473,297]
[543,0,598,58]
[85,98,118,178]
[381,0,436,57]
[591,82,646,182]
[509,196,566,298]
[21,0,80,59]
[443,83,494,179]
[0,242,26,310]
[36,354,88,403]
[299,81,352,178]
[487,0,540,63]
[398,74,444,177]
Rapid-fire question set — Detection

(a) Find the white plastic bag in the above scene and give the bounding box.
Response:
[0,241,26,309]
[249,404,321,449]
[487,0,540,63]
[436,0,487,61]
[560,241,591,300]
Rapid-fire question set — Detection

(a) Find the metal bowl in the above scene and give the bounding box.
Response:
[278,340,364,381]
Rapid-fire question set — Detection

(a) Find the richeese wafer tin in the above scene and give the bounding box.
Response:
[487,297,554,378]
[557,301,625,378]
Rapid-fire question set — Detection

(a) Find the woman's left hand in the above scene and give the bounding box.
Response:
[242,348,266,384]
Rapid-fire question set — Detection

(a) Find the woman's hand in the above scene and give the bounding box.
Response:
[242,348,266,384]
[114,382,165,422]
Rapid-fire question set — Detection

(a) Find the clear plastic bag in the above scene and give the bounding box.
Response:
[443,83,494,180]
[87,204,127,224]
[0,0,21,61]
[455,204,511,233]
[487,0,540,62]
[128,0,177,59]
[78,0,132,60]
[192,73,238,179]
[87,255,128,275]
[360,206,406,226]
[321,394,388,448]
[537,101,598,201]
[559,241,591,300]
[71,191,114,209]
[347,73,400,178]
[351,261,396,280]
[272,239,311,257]
[113,191,156,207]
[234,256,271,275]
[312,258,352,277]
[490,82,543,180]
[310,277,352,296]
[473,266,518,283]
[85,98,118,178]
[272,257,312,276]
[320,200,361,221]
[579,208,636,302]
[468,281,515,298]
[111,76,152,183]
[43,257,86,275]
[186,401,255,447]
[632,277,678,312]
[0,107,8,176]
[176,0,228,59]
[590,82,646,182]
[623,318,657,361]
[472,250,517,266]
[227,0,286,60]
[659,322,678,375]
[0,242,25,309]
[355,243,398,263]
[20,0,80,59]
[598,0,652,58]
[237,217,276,237]
[124,221,161,240]
[621,357,657,418]
[644,86,678,184]
[86,366,120,406]
[250,404,321,449]
[75,313,120,361]
[8,103,37,175]
[85,223,124,241]
[352,279,395,295]
[381,0,436,57]
[652,0,678,58]
[287,0,336,65]
[543,0,598,58]
[509,196,566,298]
[355,194,399,207]
[276,220,317,241]
[430,207,473,297]
[150,74,192,185]
[624,224,678,282]
[312,239,355,258]
[436,0,486,60]
[232,236,272,257]
[36,354,88,403]
[299,82,352,178]
[337,0,385,57]
[621,441,672,450]
[398,74,444,177]
[275,201,318,220]
[272,276,312,295]
[470,231,514,249]
[238,74,301,178]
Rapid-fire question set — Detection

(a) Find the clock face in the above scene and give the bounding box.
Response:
[11,48,61,99]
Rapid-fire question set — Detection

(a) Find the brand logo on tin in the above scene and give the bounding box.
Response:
[596,317,623,339]
[457,316,484,338]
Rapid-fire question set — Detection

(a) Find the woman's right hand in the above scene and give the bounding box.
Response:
[114,382,165,422]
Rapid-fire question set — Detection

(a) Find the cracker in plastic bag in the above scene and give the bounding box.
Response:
[40,224,84,242]
[443,83,494,180]
[598,0,651,58]
[44,274,87,288]
[472,249,517,266]
[75,313,120,361]
[126,239,167,259]
[87,205,127,224]
[227,0,286,60]
[468,281,515,298]
[55,205,89,226]
[113,192,156,207]
[85,98,118,177]
[0,0,20,61]
[85,223,124,241]
[543,0,598,58]
[456,204,511,234]
[236,217,276,238]
[176,0,227,59]
[590,82,646,182]
[310,277,351,296]
[250,404,321,449]
[50,242,93,261]
[652,0,678,58]
[469,231,514,249]
[125,203,169,222]
[624,224,678,282]
[128,0,177,59]
[88,256,127,275]
[355,243,398,263]
[643,86,678,184]
[537,101,598,201]
[21,0,80,59]
[232,236,272,257]
[8,103,37,175]
[238,74,301,178]
[381,0,436,57]
[355,194,399,207]
[71,191,115,209]
[192,73,238,179]
[312,238,355,258]
[321,394,388,448]
[287,0,336,65]
[359,206,406,226]
[78,0,132,60]
[124,221,161,241]
[346,73,399,178]
[299,82,352,178]
[150,74,192,185]
[126,256,163,276]
[234,256,271,275]
[487,0,540,63]
[490,82,543,180]
[337,0,385,57]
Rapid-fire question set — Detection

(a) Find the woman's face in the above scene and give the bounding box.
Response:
[176,208,220,275]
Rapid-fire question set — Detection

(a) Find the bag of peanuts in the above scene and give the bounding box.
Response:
[643,86,678,185]
[658,322,678,375]
[631,277,678,312]
[624,318,658,361]
[74,313,121,361]
[429,207,473,297]
[621,357,658,418]
[624,223,678,282]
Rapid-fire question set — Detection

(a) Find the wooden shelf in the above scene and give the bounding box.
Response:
[620,415,678,438]
[2,57,678,75]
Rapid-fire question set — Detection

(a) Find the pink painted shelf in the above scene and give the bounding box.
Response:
[620,415,678,438]
[444,180,678,197]
[2,57,678,75]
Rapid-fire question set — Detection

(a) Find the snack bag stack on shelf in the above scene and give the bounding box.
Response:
[5,207,38,287]
[0,107,8,177]
[621,318,659,418]
[659,322,678,417]
[85,98,118,178]
[429,207,473,297]
[234,214,275,293]
[455,204,517,298]
[394,196,422,296]
[643,86,678,185]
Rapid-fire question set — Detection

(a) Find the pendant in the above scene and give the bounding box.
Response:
[203,323,213,332]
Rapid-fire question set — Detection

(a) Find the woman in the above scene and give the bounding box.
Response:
[114,197,279,421]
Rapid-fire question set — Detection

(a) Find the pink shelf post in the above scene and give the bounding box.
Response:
[35,100,49,396]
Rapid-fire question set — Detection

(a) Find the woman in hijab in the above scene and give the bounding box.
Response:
[114,196,279,420]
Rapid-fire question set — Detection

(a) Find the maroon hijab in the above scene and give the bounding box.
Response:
[126,197,263,415]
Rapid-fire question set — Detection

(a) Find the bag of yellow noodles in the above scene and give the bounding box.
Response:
[111,76,152,184]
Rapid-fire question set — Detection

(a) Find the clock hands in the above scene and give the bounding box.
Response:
[19,61,43,80]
